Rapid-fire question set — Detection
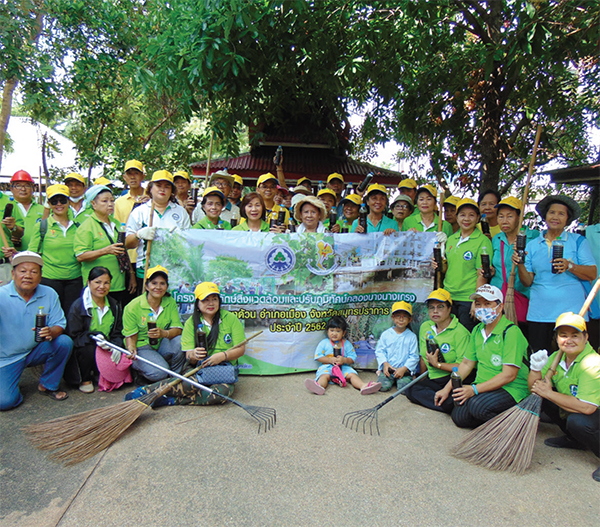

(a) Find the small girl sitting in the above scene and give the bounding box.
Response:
[305,316,381,396]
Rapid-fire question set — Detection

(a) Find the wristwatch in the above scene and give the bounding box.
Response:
[568,261,574,271]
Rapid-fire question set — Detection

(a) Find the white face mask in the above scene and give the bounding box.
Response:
[475,306,500,325]
[70,195,85,203]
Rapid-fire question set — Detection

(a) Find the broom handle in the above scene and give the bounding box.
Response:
[141,201,155,291]
[543,278,600,382]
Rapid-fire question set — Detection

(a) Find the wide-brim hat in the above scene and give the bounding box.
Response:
[536,195,580,225]
[390,194,414,210]
[209,170,234,186]
[290,185,312,196]
[294,194,327,223]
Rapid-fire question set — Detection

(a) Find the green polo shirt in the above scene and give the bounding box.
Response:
[193,216,232,230]
[444,228,493,302]
[466,316,530,402]
[12,201,44,250]
[28,216,81,280]
[402,213,454,238]
[123,294,182,349]
[73,212,125,292]
[71,203,93,222]
[542,343,600,407]
[90,302,115,336]
[232,220,269,232]
[0,195,25,248]
[419,315,471,379]
[181,310,245,357]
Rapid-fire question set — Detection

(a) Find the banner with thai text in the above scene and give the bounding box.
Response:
[150,230,436,375]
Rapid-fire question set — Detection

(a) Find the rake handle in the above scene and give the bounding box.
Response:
[373,370,429,410]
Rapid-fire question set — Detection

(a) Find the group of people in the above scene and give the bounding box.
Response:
[0,160,598,482]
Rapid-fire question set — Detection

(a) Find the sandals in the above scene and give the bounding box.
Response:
[330,365,347,387]
[38,387,69,401]
[304,379,325,395]
[79,382,95,394]
[360,381,382,395]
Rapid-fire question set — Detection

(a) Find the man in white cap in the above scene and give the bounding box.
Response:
[0,251,72,409]
[434,284,530,428]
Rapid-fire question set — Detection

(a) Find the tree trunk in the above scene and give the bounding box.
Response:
[0,77,18,172]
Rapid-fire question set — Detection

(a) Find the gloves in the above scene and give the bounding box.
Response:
[111,349,122,365]
[435,231,448,244]
[137,226,157,241]
[530,349,549,372]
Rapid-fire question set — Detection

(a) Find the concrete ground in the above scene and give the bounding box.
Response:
[1,369,598,527]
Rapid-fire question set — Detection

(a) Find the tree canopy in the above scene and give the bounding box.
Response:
[1,1,598,194]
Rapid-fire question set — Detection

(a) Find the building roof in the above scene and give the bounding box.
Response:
[190,146,406,185]
[544,162,600,186]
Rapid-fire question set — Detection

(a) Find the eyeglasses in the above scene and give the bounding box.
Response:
[427,304,448,311]
[213,180,231,189]
[12,183,32,190]
[394,204,411,210]
[49,196,69,205]
[259,184,277,190]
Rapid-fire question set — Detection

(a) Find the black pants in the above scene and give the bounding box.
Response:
[406,369,478,414]
[543,399,599,457]
[451,388,516,428]
[41,277,83,318]
[528,321,558,353]
[452,301,477,332]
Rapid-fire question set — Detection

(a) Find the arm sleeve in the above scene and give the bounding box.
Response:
[344,340,357,362]
[464,331,478,363]
[228,315,246,348]
[349,219,358,233]
[574,356,600,406]
[574,236,597,267]
[524,239,535,273]
[314,339,330,360]
[453,326,472,363]
[27,223,42,254]
[66,301,92,348]
[47,289,66,329]
[181,317,195,351]
[122,303,139,338]
[502,325,528,368]
[374,330,389,368]
[418,325,428,360]
[405,332,420,374]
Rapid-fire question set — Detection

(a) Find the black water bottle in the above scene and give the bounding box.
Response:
[451,367,462,407]
[147,313,158,346]
[551,241,564,274]
[288,218,296,233]
[277,208,287,226]
[356,173,373,194]
[358,204,368,233]
[480,214,490,235]
[195,324,207,349]
[3,203,13,219]
[35,306,46,343]
[433,243,443,270]
[426,332,444,363]
[274,145,282,166]
[480,246,492,280]
[333,343,342,357]
[516,230,527,264]
[328,208,337,231]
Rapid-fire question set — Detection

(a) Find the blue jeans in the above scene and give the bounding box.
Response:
[0,334,73,411]
[131,335,185,382]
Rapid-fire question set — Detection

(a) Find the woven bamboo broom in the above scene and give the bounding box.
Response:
[24,332,261,465]
[504,124,542,324]
[452,278,600,474]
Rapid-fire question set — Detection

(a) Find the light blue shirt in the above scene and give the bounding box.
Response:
[374,327,419,373]
[491,227,539,298]
[350,215,398,233]
[525,230,596,322]
[0,282,66,367]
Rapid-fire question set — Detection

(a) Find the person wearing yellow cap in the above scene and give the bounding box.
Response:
[477,189,502,238]
[256,173,289,231]
[317,188,337,231]
[442,195,460,233]
[488,197,539,330]
[402,185,453,239]
[438,197,493,331]
[192,170,241,225]
[229,174,244,208]
[64,172,92,221]
[125,170,191,293]
[122,265,184,383]
[405,289,473,413]
[172,170,196,219]
[114,159,149,226]
[192,187,232,230]
[528,312,600,482]
[326,173,345,206]
[398,178,418,218]
[93,176,113,187]
[350,184,398,234]
[297,177,313,193]
[374,301,419,392]
[8,170,44,252]
[125,281,246,406]
[28,184,83,318]
[337,193,362,232]
[435,284,530,428]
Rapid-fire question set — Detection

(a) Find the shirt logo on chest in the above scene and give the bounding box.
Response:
[224,333,232,344]
[491,354,502,367]
[440,343,450,354]
[570,385,578,397]
[463,251,473,261]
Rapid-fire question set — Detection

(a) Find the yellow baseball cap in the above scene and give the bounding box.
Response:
[327,172,344,184]
[456,197,480,213]
[426,288,453,305]
[151,170,174,183]
[416,184,438,199]
[444,195,460,207]
[364,183,388,200]
[203,186,225,201]
[317,188,337,200]
[398,178,417,190]
[124,159,144,174]
[340,193,362,207]
[94,176,113,187]
[257,173,278,187]
[194,281,220,301]
[173,170,191,181]
[146,265,169,280]
[231,174,243,186]
[391,301,413,316]
[554,312,586,332]
[297,177,311,186]
[496,196,522,212]
[64,172,86,185]
[46,184,70,200]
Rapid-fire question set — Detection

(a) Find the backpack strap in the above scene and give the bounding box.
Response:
[37,219,48,254]
[501,322,531,368]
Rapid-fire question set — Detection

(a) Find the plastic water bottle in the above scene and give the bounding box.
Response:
[195,324,207,349]
[516,229,527,264]
[451,367,462,407]
[480,245,492,280]
[551,240,564,274]
[480,213,490,235]
[358,204,368,233]
[35,306,46,343]
[147,312,158,346]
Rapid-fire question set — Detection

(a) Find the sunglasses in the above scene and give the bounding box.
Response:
[49,195,69,205]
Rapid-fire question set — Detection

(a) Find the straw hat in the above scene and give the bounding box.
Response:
[293,195,327,223]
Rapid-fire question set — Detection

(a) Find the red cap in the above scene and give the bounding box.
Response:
[11,170,34,183]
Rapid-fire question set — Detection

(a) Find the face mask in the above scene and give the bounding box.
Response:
[475,307,499,325]
[70,195,85,203]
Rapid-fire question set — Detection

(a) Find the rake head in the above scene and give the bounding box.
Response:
[342,406,380,436]
[236,402,277,434]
